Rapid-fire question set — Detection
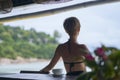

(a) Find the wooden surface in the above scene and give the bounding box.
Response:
[0,73,79,80]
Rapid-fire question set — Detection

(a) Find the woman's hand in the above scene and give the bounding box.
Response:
[39,70,49,74]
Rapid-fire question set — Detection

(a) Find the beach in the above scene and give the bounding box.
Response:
[0,57,50,65]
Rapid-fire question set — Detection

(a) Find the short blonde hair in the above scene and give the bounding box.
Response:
[63,17,80,35]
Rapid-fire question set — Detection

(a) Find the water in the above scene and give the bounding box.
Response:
[0,60,91,74]
[0,60,66,74]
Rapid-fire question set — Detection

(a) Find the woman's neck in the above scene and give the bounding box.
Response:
[69,38,77,43]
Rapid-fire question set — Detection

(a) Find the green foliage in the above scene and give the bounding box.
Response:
[53,30,61,42]
[0,24,60,59]
[77,72,96,80]
[108,49,120,80]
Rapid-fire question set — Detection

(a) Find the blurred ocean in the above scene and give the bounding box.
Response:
[0,60,91,74]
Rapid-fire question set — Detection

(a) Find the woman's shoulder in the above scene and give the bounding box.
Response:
[56,42,67,53]
[58,41,68,46]
[56,42,68,50]
[78,44,90,54]
[78,44,87,48]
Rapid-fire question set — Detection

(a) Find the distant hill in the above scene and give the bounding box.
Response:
[0,24,60,59]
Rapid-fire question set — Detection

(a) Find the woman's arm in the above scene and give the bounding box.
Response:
[40,45,61,73]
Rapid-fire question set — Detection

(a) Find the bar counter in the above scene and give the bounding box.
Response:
[0,73,79,80]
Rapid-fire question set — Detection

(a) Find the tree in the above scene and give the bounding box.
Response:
[0,24,60,59]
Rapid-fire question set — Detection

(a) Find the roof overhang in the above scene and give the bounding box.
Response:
[0,0,120,23]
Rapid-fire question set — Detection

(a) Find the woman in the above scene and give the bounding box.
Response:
[40,17,90,76]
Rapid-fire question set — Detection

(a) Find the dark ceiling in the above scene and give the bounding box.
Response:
[12,0,34,7]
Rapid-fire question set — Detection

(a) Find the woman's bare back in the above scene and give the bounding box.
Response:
[58,41,88,73]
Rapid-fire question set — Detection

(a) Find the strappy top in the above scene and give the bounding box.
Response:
[65,40,85,73]
[64,61,84,72]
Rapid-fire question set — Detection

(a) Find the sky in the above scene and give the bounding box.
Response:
[2,0,120,52]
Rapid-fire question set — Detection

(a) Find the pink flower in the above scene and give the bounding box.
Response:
[85,54,95,61]
[102,55,108,61]
[94,47,108,60]
[94,48,105,57]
